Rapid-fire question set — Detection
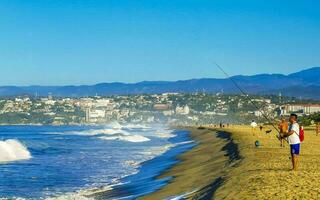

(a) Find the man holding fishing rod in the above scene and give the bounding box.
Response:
[281,114,301,171]
[215,63,302,170]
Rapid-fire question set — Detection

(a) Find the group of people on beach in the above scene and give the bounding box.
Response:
[252,114,302,171]
[248,114,320,171]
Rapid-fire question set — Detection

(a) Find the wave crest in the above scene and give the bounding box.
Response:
[51,128,150,143]
[99,134,150,143]
[0,139,32,163]
[154,131,177,138]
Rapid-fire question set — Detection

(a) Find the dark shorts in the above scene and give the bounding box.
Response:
[290,144,300,155]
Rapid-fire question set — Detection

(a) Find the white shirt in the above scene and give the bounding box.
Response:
[288,122,300,145]
[251,121,257,128]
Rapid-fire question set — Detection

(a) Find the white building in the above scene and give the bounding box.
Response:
[176,105,190,115]
[282,104,320,115]
[43,99,56,106]
[86,109,106,122]
[254,110,263,117]
[95,99,112,107]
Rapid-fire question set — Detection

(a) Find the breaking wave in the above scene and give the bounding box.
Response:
[122,124,151,130]
[107,122,151,130]
[107,121,123,129]
[46,184,115,200]
[99,134,150,143]
[45,138,192,200]
[67,128,132,136]
[0,139,32,163]
[154,131,177,138]
[49,127,151,143]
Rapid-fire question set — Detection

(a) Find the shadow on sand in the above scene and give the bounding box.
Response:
[189,130,241,200]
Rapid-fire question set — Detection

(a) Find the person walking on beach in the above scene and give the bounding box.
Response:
[283,114,300,171]
[278,118,288,147]
[250,120,257,136]
[259,125,263,132]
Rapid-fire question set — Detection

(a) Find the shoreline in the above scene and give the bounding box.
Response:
[140,127,241,200]
[6,125,318,199]
[85,129,196,200]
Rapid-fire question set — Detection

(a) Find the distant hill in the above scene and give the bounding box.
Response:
[1,67,320,99]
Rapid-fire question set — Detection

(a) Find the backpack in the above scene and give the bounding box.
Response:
[299,126,305,142]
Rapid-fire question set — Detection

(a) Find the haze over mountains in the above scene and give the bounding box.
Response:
[1,67,320,99]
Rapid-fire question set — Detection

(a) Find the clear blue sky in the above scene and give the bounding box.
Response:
[0,0,319,86]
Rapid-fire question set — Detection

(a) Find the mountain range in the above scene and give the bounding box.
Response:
[1,67,320,99]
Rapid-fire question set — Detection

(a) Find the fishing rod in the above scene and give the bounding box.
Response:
[215,63,281,134]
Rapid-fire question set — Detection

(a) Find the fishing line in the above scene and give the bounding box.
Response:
[215,62,281,134]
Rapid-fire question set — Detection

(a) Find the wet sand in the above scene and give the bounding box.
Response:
[140,127,241,200]
[141,125,320,200]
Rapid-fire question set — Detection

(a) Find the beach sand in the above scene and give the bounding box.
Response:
[214,125,320,200]
[140,127,241,200]
[141,125,320,200]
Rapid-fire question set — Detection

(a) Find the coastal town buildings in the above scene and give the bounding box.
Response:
[175,105,190,115]
[0,93,318,125]
[280,104,320,115]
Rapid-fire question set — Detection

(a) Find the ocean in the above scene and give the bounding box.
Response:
[0,123,195,199]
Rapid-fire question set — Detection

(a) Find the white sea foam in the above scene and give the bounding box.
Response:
[122,124,151,130]
[52,128,150,143]
[175,141,194,146]
[107,122,151,130]
[99,134,150,143]
[47,195,93,200]
[0,197,27,200]
[124,160,140,167]
[45,127,191,200]
[154,131,177,138]
[0,139,32,163]
[49,128,128,137]
[46,185,114,200]
[142,141,194,159]
[49,126,151,143]
[108,121,123,129]
[166,190,198,200]
[78,128,131,136]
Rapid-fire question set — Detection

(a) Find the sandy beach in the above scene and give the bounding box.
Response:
[140,127,241,200]
[215,125,320,200]
[141,125,320,200]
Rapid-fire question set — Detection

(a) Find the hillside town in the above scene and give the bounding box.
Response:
[0,93,319,126]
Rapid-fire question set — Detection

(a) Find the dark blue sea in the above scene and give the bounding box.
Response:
[0,124,194,199]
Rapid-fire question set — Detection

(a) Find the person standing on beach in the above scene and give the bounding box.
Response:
[316,122,320,136]
[278,118,288,147]
[283,114,300,171]
[250,120,257,136]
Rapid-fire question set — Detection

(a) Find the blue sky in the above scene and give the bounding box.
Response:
[0,0,319,86]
